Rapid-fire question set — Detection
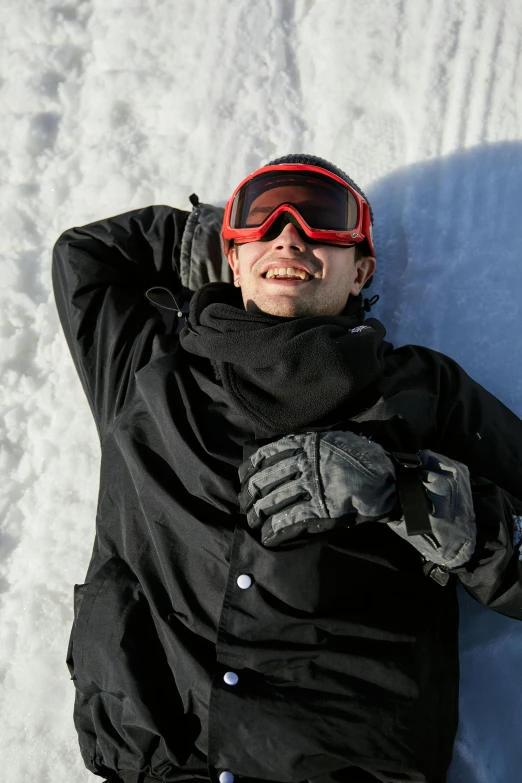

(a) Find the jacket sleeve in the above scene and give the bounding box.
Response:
[434,351,522,619]
[435,351,522,499]
[52,204,189,441]
[450,477,522,619]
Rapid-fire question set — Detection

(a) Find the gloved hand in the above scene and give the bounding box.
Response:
[238,431,477,571]
[387,448,477,570]
[238,430,398,547]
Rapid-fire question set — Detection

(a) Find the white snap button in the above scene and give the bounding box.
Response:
[237,574,252,589]
[223,671,239,686]
[219,772,234,783]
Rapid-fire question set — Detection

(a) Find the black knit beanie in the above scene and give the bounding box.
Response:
[265,153,374,225]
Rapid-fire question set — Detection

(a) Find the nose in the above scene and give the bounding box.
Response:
[270,221,307,252]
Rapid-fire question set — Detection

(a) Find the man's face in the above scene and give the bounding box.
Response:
[226,208,376,318]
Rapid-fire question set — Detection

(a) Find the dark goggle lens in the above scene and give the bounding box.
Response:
[230,171,358,232]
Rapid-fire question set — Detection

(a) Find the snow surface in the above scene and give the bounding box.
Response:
[0,1,521,781]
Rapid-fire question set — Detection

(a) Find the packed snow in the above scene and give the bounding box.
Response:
[0,1,521,781]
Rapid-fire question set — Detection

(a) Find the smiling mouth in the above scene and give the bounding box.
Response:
[261,266,321,282]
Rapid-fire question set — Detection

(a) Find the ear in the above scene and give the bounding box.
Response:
[350,256,376,296]
[227,243,240,277]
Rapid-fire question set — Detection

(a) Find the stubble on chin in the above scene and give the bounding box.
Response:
[263,301,319,318]
[244,289,327,318]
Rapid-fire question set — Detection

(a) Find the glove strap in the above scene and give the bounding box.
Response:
[392,452,433,536]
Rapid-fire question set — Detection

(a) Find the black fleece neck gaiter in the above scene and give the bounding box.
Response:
[179,282,387,438]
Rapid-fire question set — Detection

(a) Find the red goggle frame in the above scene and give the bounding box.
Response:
[221,164,374,257]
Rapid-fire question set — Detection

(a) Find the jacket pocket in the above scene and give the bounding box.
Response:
[66,556,126,688]
[66,555,191,772]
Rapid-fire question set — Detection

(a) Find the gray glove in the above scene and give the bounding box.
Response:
[387,448,477,569]
[238,430,398,545]
[238,431,477,571]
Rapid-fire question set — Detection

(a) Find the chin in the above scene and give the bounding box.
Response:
[247,298,322,318]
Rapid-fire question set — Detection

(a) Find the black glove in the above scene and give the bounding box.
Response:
[238,431,477,568]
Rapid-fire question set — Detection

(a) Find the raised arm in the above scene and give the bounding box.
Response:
[52,205,189,441]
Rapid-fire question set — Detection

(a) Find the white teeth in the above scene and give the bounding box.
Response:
[265,267,310,280]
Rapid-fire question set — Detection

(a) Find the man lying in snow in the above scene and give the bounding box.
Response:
[53,154,522,783]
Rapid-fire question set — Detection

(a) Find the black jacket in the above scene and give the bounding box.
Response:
[52,205,522,783]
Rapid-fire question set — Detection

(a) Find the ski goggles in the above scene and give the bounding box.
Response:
[222,164,374,256]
